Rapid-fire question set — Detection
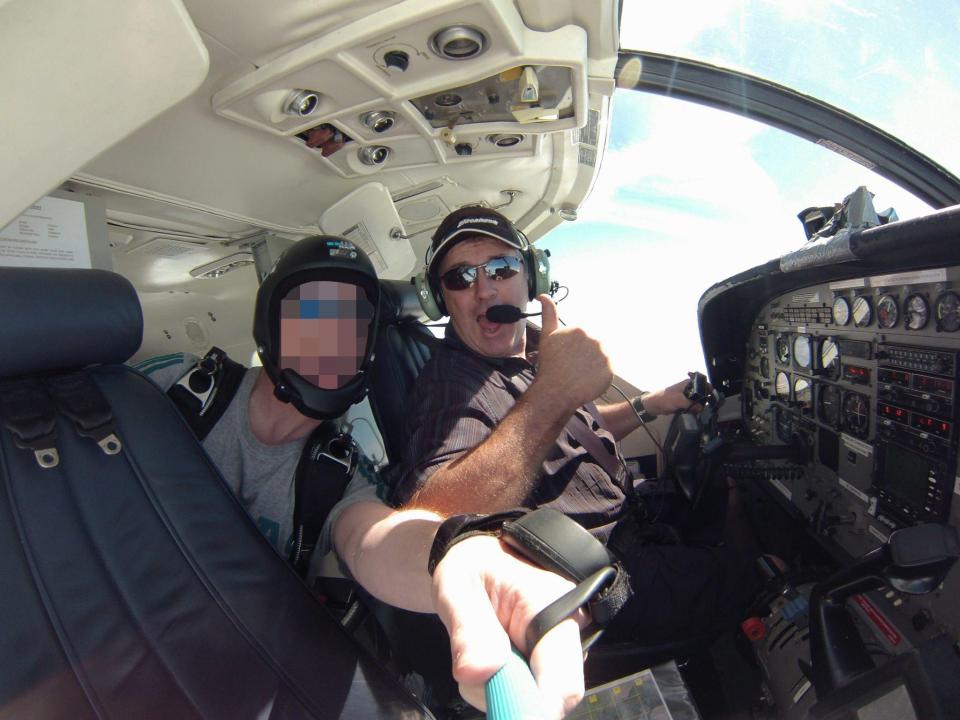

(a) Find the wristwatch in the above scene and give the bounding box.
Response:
[629,392,657,423]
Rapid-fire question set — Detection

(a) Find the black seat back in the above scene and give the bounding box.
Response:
[369,280,441,467]
[0,267,430,719]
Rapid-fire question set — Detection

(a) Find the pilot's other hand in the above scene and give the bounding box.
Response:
[643,377,706,415]
[535,294,612,411]
[432,534,585,719]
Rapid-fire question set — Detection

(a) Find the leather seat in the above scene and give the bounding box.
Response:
[0,267,431,720]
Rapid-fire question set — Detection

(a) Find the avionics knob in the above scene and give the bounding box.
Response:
[911,610,932,632]
[926,401,940,413]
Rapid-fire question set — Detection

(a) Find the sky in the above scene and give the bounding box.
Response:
[538,0,958,391]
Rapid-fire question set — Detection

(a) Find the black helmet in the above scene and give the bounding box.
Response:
[253,236,380,419]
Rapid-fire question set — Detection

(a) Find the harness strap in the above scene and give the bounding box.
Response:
[0,377,60,468]
[568,403,628,488]
[288,421,358,576]
[167,347,247,441]
[45,370,122,455]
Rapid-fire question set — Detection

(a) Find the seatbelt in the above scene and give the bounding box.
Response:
[0,377,60,468]
[167,347,247,441]
[288,421,359,576]
[0,371,125,466]
[568,403,628,488]
[45,370,122,456]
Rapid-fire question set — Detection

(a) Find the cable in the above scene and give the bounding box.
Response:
[609,382,664,456]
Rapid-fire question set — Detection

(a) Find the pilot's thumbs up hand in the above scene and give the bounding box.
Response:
[538,294,559,336]
[534,296,612,414]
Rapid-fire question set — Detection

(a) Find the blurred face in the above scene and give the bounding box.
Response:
[278,280,375,388]
[437,236,529,358]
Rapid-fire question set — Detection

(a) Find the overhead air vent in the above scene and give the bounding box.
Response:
[430,26,487,60]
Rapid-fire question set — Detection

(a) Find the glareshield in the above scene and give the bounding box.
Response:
[279,280,375,389]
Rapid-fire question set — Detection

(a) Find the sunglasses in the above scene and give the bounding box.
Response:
[439,255,524,291]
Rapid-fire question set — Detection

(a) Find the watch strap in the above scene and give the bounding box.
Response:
[630,392,657,423]
[427,509,526,575]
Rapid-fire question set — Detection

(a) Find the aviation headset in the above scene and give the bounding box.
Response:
[253,235,380,419]
[414,205,553,321]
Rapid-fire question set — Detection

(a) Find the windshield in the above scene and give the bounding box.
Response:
[542,0,958,390]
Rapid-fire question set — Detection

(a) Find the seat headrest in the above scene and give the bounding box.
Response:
[379,278,429,323]
[0,267,143,379]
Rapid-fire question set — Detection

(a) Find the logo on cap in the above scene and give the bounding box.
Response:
[457,216,499,228]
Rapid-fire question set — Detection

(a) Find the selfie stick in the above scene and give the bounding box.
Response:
[485,646,545,720]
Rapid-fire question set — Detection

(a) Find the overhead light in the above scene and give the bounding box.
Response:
[283,90,320,117]
[487,133,524,148]
[190,252,255,279]
[360,111,396,133]
[557,206,578,222]
[430,26,487,60]
[358,146,391,166]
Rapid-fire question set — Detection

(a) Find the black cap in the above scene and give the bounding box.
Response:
[427,206,527,279]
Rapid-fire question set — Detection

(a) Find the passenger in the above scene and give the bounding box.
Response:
[137,235,584,717]
[136,236,385,562]
[388,206,763,645]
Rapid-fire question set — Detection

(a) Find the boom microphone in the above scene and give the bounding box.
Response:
[485,305,541,324]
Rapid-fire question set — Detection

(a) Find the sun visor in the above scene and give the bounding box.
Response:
[0,0,209,229]
[320,183,417,280]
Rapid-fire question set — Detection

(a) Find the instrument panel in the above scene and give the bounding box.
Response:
[740,265,960,648]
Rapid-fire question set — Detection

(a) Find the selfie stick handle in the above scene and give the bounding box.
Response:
[485,646,544,720]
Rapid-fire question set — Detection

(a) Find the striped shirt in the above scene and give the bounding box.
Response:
[387,326,627,541]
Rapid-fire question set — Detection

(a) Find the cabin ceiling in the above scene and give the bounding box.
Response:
[63,0,617,286]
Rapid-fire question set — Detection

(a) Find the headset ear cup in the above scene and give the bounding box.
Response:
[415,271,444,320]
[526,247,552,299]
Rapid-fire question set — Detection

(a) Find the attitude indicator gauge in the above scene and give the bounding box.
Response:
[877,294,899,329]
[818,338,840,378]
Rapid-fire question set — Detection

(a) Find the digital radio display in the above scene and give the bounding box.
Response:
[844,365,871,384]
[911,414,951,438]
[879,369,910,386]
[878,403,908,423]
[912,374,953,396]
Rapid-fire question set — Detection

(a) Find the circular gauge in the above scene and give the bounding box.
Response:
[903,293,929,331]
[775,335,791,364]
[852,296,873,327]
[793,376,813,414]
[935,291,960,332]
[775,371,790,400]
[876,294,899,329]
[832,296,851,326]
[818,338,840,378]
[819,384,841,426]
[842,392,870,438]
[793,335,812,369]
[760,356,770,378]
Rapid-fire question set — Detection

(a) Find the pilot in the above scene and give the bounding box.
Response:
[138,235,585,718]
[388,206,764,645]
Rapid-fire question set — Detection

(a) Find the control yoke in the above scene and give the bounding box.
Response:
[808,524,960,698]
[664,372,808,506]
